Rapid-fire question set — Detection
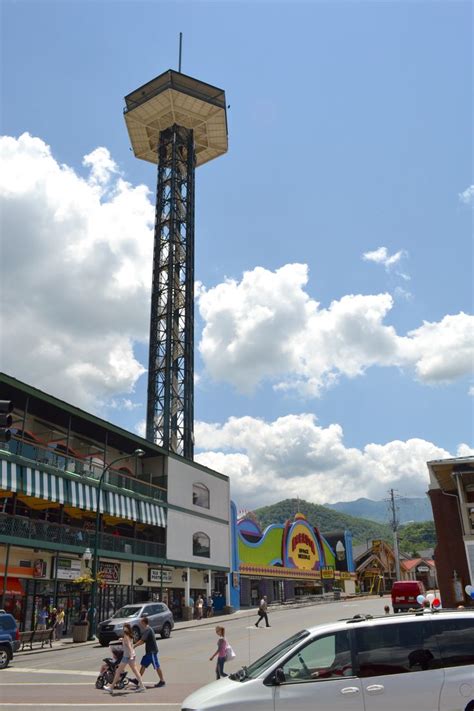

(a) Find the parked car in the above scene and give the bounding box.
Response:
[391,580,425,613]
[97,602,174,646]
[181,609,474,711]
[0,612,20,670]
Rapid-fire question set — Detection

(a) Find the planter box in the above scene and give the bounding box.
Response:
[72,623,89,643]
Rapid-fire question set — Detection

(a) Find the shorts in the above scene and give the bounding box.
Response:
[141,652,160,669]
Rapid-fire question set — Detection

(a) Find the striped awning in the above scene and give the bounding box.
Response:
[69,479,105,512]
[24,467,66,504]
[107,491,139,521]
[1,460,18,492]
[139,500,167,528]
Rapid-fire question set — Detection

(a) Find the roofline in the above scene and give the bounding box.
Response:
[426,456,474,467]
[0,372,228,481]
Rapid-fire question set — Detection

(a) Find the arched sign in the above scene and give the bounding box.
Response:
[283,516,321,571]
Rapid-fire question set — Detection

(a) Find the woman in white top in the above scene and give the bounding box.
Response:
[104,623,145,695]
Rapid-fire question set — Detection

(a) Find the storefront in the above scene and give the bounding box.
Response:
[235,511,356,606]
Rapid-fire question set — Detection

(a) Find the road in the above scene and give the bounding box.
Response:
[0,597,388,710]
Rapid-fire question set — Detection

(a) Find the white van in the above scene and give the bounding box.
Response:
[182,610,474,711]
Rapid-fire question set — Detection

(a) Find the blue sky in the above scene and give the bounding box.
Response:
[1,0,472,507]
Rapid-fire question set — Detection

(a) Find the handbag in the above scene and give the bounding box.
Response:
[225,644,236,662]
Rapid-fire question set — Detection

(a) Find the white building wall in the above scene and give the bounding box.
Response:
[167,457,229,520]
[166,508,230,569]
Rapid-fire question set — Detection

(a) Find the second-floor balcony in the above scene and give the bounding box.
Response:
[0,513,166,562]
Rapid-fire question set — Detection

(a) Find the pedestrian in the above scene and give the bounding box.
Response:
[196,595,204,620]
[55,607,65,640]
[49,607,58,631]
[79,606,88,622]
[130,616,166,688]
[384,605,390,615]
[104,623,145,695]
[36,606,48,630]
[206,595,214,618]
[209,625,228,679]
[255,595,270,628]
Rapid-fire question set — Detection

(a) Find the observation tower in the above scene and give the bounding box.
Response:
[124,69,228,459]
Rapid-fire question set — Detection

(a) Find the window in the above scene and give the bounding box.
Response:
[433,618,474,667]
[355,621,441,677]
[193,483,210,509]
[281,630,352,682]
[193,531,210,558]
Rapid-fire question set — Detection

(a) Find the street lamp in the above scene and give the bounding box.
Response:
[88,448,145,640]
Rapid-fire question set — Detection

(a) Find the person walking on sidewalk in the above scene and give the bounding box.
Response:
[104,624,145,696]
[55,607,65,640]
[255,595,270,628]
[130,616,166,688]
[210,625,228,679]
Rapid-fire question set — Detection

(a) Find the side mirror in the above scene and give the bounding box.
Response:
[274,668,286,685]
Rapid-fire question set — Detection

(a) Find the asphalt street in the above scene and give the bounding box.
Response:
[0,597,388,710]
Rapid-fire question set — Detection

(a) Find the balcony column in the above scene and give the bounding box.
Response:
[206,568,212,598]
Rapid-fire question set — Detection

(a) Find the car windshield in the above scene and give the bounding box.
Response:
[232,630,310,681]
[112,606,142,619]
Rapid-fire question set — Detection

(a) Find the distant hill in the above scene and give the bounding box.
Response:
[252,498,392,546]
[324,497,433,524]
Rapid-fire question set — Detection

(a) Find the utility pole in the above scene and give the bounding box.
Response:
[388,488,402,581]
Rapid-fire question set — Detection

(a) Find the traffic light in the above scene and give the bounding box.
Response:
[0,400,13,443]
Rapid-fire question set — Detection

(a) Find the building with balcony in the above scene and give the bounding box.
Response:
[0,373,231,633]
[428,456,474,608]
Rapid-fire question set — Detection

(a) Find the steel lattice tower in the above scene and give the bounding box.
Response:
[124,70,228,458]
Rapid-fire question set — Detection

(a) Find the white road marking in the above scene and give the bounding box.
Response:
[0,705,181,707]
[0,682,93,685]
[4,667,97,676]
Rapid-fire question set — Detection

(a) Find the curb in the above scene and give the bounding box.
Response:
[14,595,378,656]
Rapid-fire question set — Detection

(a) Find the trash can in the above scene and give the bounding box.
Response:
[72,622,89,642]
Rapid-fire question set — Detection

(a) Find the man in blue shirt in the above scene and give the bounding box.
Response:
[132,616,166,688]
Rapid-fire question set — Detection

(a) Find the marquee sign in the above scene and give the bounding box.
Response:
[284,516,321,571]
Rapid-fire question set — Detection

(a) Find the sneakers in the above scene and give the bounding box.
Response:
[155,681,166,688]
[103,686,114,695]
[129,678,139,686]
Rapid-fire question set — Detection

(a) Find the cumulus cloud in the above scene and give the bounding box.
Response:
[0,133,154,409]
[197,264,473,396]
[363,246,405,269]
[459,185,474,205]
[195,414,473,507]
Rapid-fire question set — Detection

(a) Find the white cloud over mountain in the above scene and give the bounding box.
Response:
[197,264,473,396]
[195,414,474,506]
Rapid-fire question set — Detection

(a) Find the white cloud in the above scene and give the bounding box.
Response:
[197,264,473,396]
[195,414,472,507]
[0,133,154,409]
[363,246,405,269]
[134,419,147,438]
[459,185,474,205]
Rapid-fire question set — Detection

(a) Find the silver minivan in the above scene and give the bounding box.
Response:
[182,610,474,710]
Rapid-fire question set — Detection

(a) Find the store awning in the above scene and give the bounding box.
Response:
[1,460,18,493]
[23,467,66,504]
[107,491,139,521]
[69,479,105,513]
[2,577,24,596]
[138,500,167,528]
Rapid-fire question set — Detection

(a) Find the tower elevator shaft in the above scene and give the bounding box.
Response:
[146,124,195,459]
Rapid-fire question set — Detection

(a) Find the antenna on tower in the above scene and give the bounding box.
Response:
[178,32,183,73]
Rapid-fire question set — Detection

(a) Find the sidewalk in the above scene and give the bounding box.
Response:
[14,594,373,657]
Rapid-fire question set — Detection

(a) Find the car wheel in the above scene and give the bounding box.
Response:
[160,622,171,639]
[0,648,11,670]
[132,626,141,643]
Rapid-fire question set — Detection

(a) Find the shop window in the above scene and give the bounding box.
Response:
[193,532,210,558]
[192,482,210,509]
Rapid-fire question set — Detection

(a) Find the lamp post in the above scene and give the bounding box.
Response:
[88,448,145,640]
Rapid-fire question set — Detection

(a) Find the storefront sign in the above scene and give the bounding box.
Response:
[33,560,46,578]
[98,562,121,584]
[321,567,335,580]
[56,558,81,580]
[232,572,239,589]
[372,540,382,553]
[286,521,320,571]
[340,571,352,580]
[417,566,429,573]
[148,568,172,584]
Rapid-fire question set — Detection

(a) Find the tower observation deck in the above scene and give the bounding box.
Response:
[124,70,228,459]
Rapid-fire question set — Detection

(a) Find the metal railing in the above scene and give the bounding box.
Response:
[7,439,166,503]
[0,513,166,560]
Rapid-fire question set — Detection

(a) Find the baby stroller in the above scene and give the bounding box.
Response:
[95,646,129,690]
